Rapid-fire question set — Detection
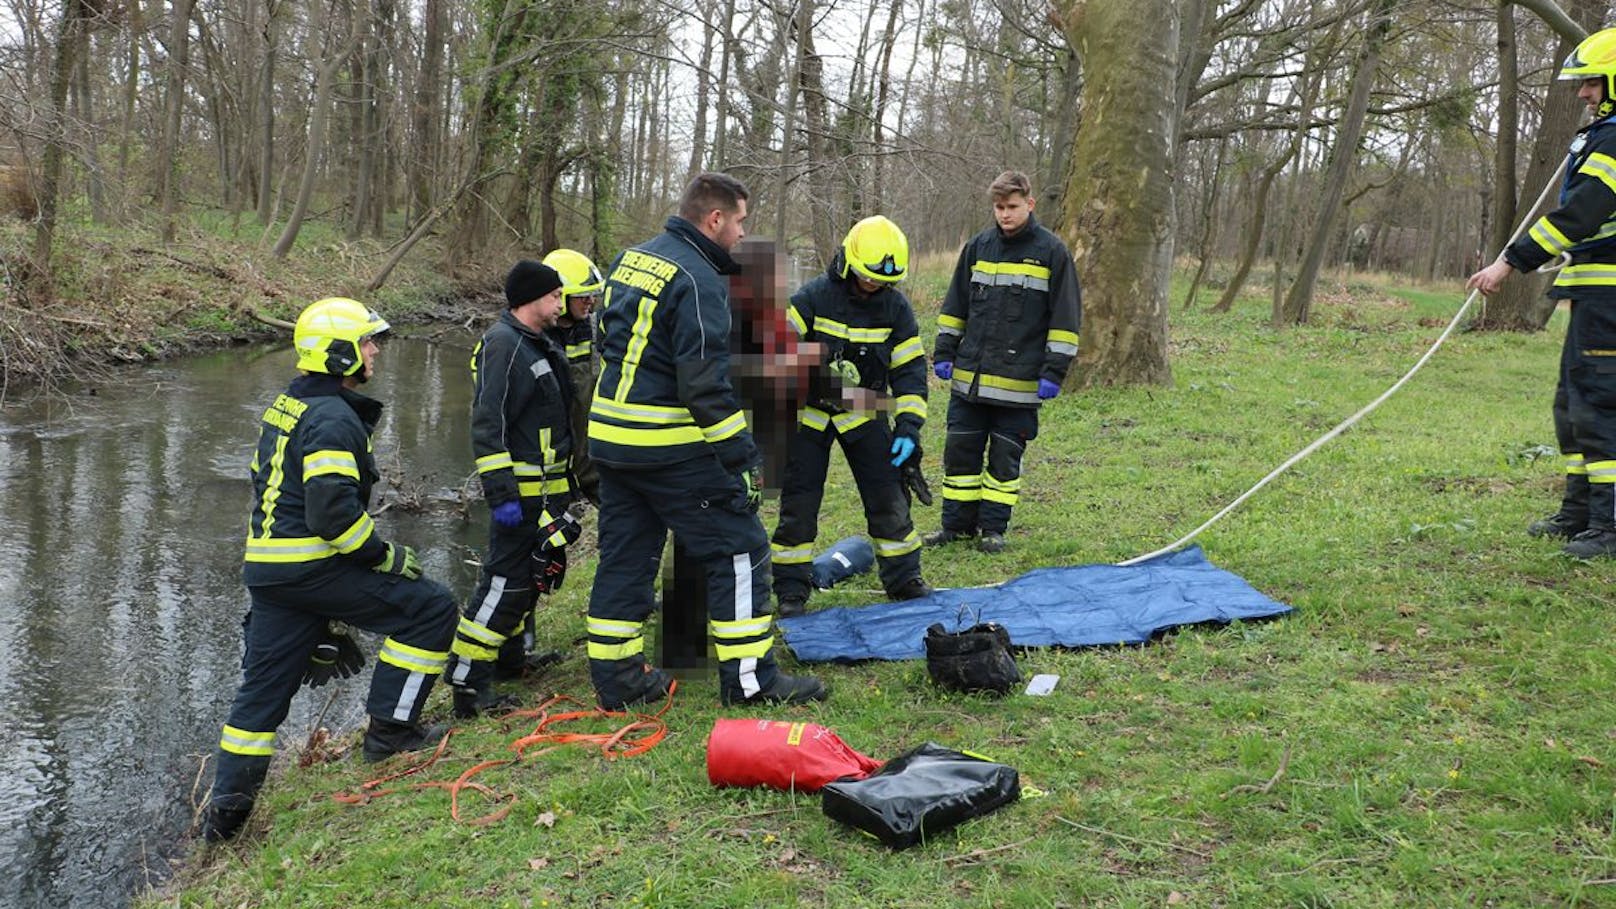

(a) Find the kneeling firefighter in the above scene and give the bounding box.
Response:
[770,215,934,616]
[202,297,458,842]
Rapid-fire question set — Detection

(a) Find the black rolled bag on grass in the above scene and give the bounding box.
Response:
[821,743,1021,849]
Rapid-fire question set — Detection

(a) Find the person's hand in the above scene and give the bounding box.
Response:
[491,500,524,528]
[890,435,916,467]
[372,542,421,580]
[1037,378,1060,400]
[828,358,861,387]
[742,467,762,513]
[1465,259,1513,296]
[303,624,365,688]
[933,360,953,381]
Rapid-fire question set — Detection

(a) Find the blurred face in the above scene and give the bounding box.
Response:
[1580,77,1606,113]
[994,192,1034,234]
[358,336,380,382]
[533,287,565,328]
[854,275,883,296]
[708,198,749,251]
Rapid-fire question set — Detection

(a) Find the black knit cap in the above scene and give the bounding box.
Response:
[504,259,563,309]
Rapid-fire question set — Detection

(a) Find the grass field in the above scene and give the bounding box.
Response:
[147,267,1616,908]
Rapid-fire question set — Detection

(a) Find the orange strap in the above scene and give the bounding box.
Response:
[331,682,676,826]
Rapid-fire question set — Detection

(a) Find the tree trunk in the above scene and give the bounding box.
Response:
[687,0,715,180]
[72,38,105,224]
[1490,0,1520,257]
[158,0,199,244]
[256,1,280,226]
[1276,0,1395,326]
[1061,0,1176,387]
[410,0,443,221]
[32,0,90,285]
[1181,138,1227,310]
[273,10,347,260]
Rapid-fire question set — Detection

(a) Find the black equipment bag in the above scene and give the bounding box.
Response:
[821,742,1021,849]
[924,621,1020,695]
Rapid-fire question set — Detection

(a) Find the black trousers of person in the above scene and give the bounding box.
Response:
[771,419,920,600]
[1557,299,1616,529]
[446,495,557,694]
[939,396,1040,536]
[210,562,456,817]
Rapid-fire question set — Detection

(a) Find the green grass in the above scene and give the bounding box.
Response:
[147,268,1616,908]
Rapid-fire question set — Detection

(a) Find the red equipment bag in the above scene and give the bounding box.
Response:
[707,719,883,792]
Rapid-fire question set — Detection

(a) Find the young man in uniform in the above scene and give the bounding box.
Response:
[585,172,826,709]
[202,297,458,842]
[1469,28,1616,559]
[770,215,933,616]
[445,261,579,716]
[541,248,605,505]
[928,171,1082,553]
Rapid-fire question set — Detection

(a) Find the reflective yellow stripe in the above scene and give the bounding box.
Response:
[799,407,831,431]
[456,616,504,646]
[1581,152,1616,194]
[566,341,591,360]
[1555,264,1616,286]
[895,394,926,420]
[952,368,1040,404]
[259,435,291,538]
[872,533,921,557]
[378,638,448,674]
[831,411,871,434]
[517,477,573,498]
[588,617,643,637]
[476,452,515,474]
[701,410,748,443]
[588,638,645,660]
[814,317,891,344]
[891,336,925,368]
[938,313,966,333]
[711,616,774,639]
[771,541,815,564]
[244,534,339,563]
[1531,217,1573,257]
[303,449,359,480]
[1046,328,1079,356]
[220,725,276,757]
[972,260,1051,290]
[786,305,808,337]
[1587,459,1616,483]
[1567,453,1587,476]
[589,420,705,447]
[714,637,774,661]
[615,294,661,404]
[982,473,1022,505]
[942,474,982,503]
[329,512,375,554]
[590,398,696,424]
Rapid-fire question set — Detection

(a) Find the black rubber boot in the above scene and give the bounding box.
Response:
[1565,527,1616,559]
[775,594,808,618]
[595,662,674,712]
[887,577,935,600]
[923,528,976,547]
[977,533,1007,554]
[1529,474,1589,539]
[452,686,521,719]
[722,672,828,707]
[200,803,253,843]
[361,718,448,763]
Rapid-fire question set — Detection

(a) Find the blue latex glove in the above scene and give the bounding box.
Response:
[491,500,524,528]
[933,360,953,380]
[1037,378,1060,400]
[890,435,916,467]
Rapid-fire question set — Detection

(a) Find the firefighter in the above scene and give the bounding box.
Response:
[586,172,826,709]
[770,215,934,616]
[927,171,1082,553]
[445,261,579,717]
[202,298,458,842]
[541,248,605,504]
[1469,27,1616,559]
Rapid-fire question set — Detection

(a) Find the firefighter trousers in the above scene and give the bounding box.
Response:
[939,396,1040,535]
[770,419,921,600]
[446,496,556,694]
[1558,300,1616,529]
[587,458,780,704]
[209,562,456,816]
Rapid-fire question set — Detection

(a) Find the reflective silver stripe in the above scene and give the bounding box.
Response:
[530,358,554,378]
[937,324,962,336]
[1046,340,1078,356]
[970,270,1050,291]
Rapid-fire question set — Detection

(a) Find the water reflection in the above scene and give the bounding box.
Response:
[0,337,485,909]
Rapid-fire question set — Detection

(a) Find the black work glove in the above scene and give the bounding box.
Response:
[532,546,568,595]
[303,622,366,688]
[898,438,933,506]
[537,505,584,552]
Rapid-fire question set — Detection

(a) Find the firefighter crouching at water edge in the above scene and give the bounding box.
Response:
[586,172,826,709]
[927,171,1082,553]
[202,298,458,843]
[771,216,934,617]
[542,248,605,504]
[1468,27,1616,560]
[445,261,580,717]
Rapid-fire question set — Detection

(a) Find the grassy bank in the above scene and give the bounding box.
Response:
[0,215,490,395]
[147,267,1616,908]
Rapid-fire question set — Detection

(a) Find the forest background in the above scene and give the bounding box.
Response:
[1,0,1609,396]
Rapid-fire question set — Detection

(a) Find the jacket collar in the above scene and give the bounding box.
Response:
[289,373,383,430]
[998,211,1041,242]
[665,216,740,275]
[500,308,546,341]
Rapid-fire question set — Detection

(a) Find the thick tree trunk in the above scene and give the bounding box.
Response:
[687,0,714,180]
[32,0,90,283]
[1276,0,1395,326]
[1490,0,1520,257]
[158,0,198,244]
[273,16,346,260]
[256,2,280,226]
[410,0,443,221]
[1061,0,1176,387]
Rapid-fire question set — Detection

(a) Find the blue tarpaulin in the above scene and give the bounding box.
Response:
[777,545,1292,662]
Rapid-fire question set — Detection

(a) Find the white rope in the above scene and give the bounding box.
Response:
[1118,156,1571,567]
